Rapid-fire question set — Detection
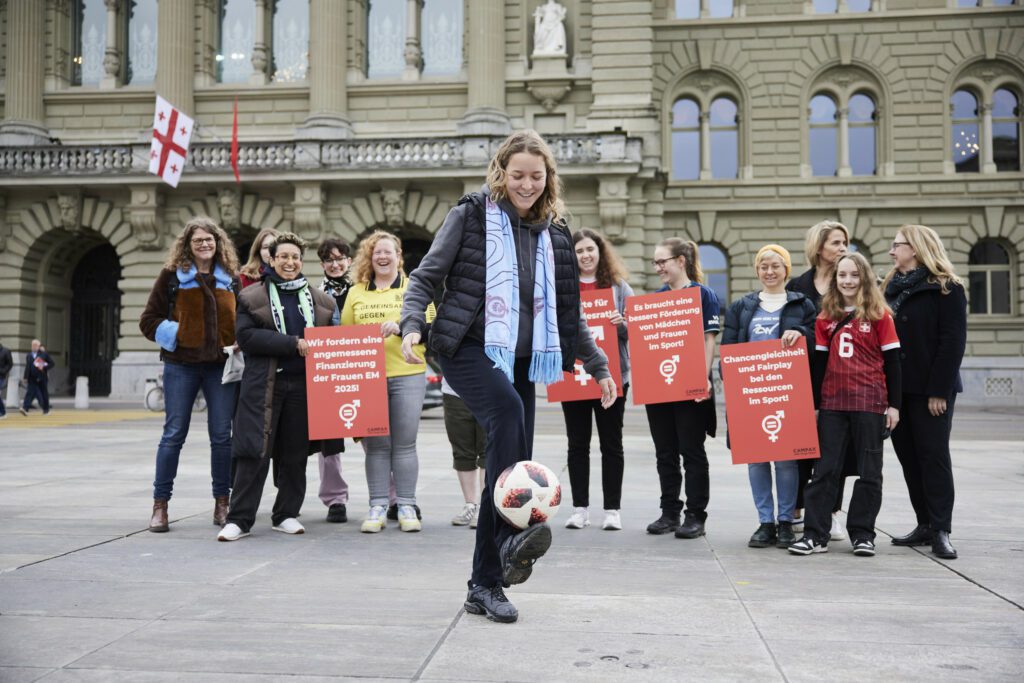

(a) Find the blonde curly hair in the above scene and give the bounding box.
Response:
[351,230,405,285]
[163,216,239,274]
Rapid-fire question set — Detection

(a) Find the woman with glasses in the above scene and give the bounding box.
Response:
[883,225,966,560]
[645,238,721,540]
[218,232,341,541]
[139,217,241,532]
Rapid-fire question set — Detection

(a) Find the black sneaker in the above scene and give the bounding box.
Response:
[500,523,552,586]
[646,513,681,535]
[776,521,796,548]
[852,539,876,557]
[674,513,705,539]
[788,536,828,555]
[386,503,421,521]
[748,522,777,548]
[326,504,347,523]
[464,584,518,623]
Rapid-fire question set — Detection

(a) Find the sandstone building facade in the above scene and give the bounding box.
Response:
[0,0,1021,405]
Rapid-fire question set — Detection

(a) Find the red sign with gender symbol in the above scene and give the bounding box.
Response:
[719,337,820,464]
[548,288,624,402]
[627,289,709,404]
[305,325,389,440]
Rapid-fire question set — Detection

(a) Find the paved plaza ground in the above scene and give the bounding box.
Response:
[0,399,1022,682]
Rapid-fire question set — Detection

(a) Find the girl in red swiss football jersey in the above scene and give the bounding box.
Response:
[789,252,901,557]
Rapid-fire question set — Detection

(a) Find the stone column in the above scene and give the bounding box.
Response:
[457,2,510,136]
[299,0,353,139]
[156,0,195,115]
[699,111,712,180]
[403,0,423,80]
[837,107,852,177]
[100,0,121,88]
[980,103,996,174]
[0,0,49,145]
[250,0,270,85]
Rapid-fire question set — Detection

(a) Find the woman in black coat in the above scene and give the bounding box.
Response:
[883,224,967,560]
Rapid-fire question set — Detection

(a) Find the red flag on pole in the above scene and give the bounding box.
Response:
[230,97,240,184]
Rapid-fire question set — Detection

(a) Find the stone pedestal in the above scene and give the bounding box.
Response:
[526,54,573,113]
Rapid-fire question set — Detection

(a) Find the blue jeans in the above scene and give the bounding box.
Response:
[747,460,798,524]
[153,361,237,500]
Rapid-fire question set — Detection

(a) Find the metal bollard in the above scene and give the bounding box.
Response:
[75,376,89,410]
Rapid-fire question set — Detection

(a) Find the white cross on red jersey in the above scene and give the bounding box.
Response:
[815,311,900,414]
[148,95,194,188]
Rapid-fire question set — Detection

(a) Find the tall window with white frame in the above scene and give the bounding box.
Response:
[271,0,309,82]
[671,98,701,180]
[951,89,981,173]
[809,90,878,177]
[671,96,739,180]
[848,92,877,175]
[809,94,838,176]
[968,241,1013,316]
[992,88,1021,172]
[367,0,462,79]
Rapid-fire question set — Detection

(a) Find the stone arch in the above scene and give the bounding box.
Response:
[330,188,455,244]
[189,190,291,238]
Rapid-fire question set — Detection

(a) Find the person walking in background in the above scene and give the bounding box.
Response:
[316,237,354,524]
[342,230,435,534]
[787,220,851,541]
[883,225,967,560]
[644,238,720,540]
[562,228,633,532]
[139,217,241,532]
[443,378,486,528]
[19,339,54,416]
[721,245,816,550]
[400,130,614,624]
[0,339,13,419]
[790,252,901,557]
[238,228,280,289]
[218,233,341,541]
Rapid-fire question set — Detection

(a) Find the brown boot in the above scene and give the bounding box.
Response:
[149,499,169,533]
[213,496,229,527]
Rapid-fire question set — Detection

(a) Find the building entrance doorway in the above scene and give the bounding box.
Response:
[69,243,122,396]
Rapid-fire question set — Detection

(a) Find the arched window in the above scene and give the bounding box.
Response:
[848,92,877,175]
[951,89,981,173]
[218,0,256,84]
[671,98,701,180]
[992,88,1021,172]
[709,98,739,179]
[271,0,309,82]
[699,244,729,305]
[968,241,1013,315]
[809,94,838,177]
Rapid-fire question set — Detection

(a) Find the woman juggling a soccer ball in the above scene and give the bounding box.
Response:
[400,130,614,623]
[789,252,901,557]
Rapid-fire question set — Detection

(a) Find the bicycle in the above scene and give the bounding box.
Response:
[144,372,207,413]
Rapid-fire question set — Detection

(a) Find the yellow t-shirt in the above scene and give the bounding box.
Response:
[340,275,436,378]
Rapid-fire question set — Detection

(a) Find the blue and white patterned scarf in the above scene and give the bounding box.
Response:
[484,198,562,385]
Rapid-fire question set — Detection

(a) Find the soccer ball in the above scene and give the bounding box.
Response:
[493,461,561,530]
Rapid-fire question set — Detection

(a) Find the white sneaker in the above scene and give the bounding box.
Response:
[452,502,477,526]
[217,523,248,542]
[272,518,305,535]
[565,506,590,529]
[361,505,387,533]
[470,506,479,529]
[830,514,847,541]
[602,510,622,530]
[397,504,422,532]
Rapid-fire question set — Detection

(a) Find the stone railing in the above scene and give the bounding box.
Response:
[0,133,641,178]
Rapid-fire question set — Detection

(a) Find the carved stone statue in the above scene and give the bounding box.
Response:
[381,189,406,228]
[217,189,241,231]
[57,193,81,231]
[533,0,567,57]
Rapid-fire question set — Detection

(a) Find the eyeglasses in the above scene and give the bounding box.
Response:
[651,257,677,269]
[191,237,216,246]
[890,241,911,250]
[322,257,350,266]
[275,254,303,262]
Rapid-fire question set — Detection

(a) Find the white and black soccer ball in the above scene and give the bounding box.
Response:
[493,461,561,530]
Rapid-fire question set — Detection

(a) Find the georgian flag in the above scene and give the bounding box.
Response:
[148,95,194,188]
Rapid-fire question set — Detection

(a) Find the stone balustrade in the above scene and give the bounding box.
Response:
[0,145,135,175]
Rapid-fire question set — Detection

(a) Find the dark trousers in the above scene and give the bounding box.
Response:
[561,385,628,510]
[23,379,50,412]
[0,376,7,416]
[891,393,956,532]
[804,410,885,544]
[796,450,851,514]
[440,341,534,589]
[226,374,309,532]
[644,400,710,521]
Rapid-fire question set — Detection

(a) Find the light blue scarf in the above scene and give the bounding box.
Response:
[484,198,562,385]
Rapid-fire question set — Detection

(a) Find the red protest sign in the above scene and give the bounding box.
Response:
[580,288,617,325]
[547,322,623,402]
[719,337,820,464]
[304,325,389,440]
[627,289,709,404]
